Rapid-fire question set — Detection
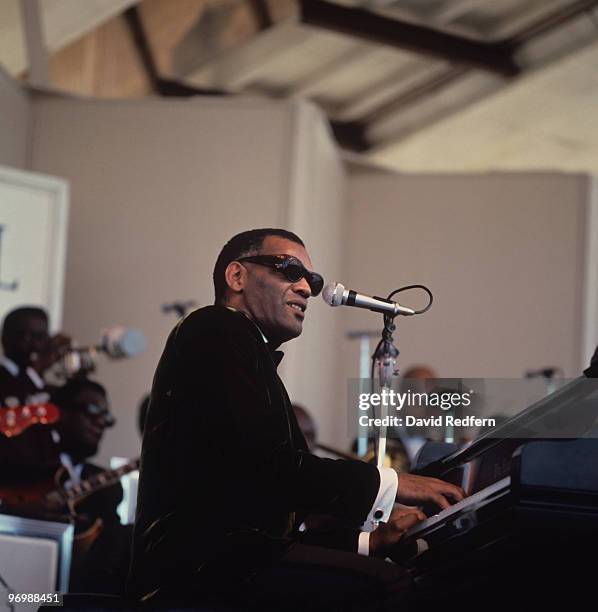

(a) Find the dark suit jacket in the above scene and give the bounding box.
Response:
[128,306,380,601]
[0,365,61,484]
[69,462,125,593]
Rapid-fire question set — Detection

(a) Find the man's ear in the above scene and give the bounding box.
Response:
[224,261,246,295]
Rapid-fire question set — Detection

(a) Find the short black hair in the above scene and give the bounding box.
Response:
[52,378,107,411]
[1,306,48,349]
[213,228,305,303]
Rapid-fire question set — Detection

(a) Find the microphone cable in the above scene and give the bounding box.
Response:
[368,284,434,460]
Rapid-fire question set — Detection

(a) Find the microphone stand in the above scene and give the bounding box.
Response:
[0,569,15,612]
[373,314,399,469]
[364,283,432,471]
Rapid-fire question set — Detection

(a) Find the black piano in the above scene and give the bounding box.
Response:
[393,377,598,610]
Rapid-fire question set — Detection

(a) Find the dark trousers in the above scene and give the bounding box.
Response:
[186,543,414,612]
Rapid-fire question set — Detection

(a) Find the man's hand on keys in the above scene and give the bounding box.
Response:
[396,473,465,510]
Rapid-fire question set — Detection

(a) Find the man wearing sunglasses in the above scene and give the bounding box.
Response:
[52,378,126,591]
[129,228,463,609]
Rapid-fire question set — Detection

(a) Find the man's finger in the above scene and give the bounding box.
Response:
[393,513,424,531]
[394,509,426,522]
[437,483,465,502]
[426,478,465,500]
[431,493,451,511]
[400,510,426,523]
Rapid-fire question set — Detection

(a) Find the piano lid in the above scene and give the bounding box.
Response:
[416,376,598,485]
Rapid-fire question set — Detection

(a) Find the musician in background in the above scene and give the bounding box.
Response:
[0,306,70,483]
[398,365,438,463]
[52,378,122,527]
[0,306,71,400]
[401,365,436,384]
[51,378,128,593]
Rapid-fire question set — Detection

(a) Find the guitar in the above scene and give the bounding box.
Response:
[0,402,60,437]
[0,456,139,507]
[61,457,140,559]
[0,457,140,559]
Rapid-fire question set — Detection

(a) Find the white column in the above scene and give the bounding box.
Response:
[581,176,598,369]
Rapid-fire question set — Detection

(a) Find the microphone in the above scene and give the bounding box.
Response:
[322,282,416,316]
[161,300,197,318]
[59,327,146,378]
[525,367,561,380]
[99,326,146,359]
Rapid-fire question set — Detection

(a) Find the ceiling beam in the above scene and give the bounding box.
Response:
[333,58,446,121]
[363,65,470,125]
[431,0,490,25]
[329,119,369,153]
[248,0,273,30]
[290,44,373,98]
[299,0,521,77]
[124,6,227,96]
[362,1,598,154]
[20,0,49,86]
[506,0,598,46]
[180,21,313,90]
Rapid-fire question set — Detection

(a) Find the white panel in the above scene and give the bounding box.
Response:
[0,165,68,330]
[581,176,598,369]
[0,534,57,612]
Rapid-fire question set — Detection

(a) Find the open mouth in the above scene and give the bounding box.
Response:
[287,302,306,317]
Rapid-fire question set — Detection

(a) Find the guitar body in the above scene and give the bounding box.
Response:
[0,402,60,437]
[0,467,66,510]
[71,517,104,569]
[0,457,138,565]
[0,479,57,506]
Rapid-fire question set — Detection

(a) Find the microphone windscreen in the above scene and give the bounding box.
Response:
[101,326,146,359]
[322,282,344,307]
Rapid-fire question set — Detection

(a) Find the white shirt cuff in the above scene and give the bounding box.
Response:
[357,532,370,556]
[362,467,398,533]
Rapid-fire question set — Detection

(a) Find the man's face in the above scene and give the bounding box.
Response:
[238,236,315,346]
[61,388,110,460]
[3,315,49,367]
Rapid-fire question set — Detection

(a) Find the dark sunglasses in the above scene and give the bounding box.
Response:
[237,255,324,296]
[68,402,116,427]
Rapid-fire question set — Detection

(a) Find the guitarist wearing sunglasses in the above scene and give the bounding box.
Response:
[129,228,463,610]
[50,378,129,593]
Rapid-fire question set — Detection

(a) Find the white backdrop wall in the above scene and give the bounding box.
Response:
[342,170,588,400]
[277,102,347,449]
[28,95,346,463]
[0,67,30,168]
[6,80,591,458]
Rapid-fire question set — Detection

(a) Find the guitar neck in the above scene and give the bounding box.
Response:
[53,458,140,505]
